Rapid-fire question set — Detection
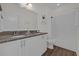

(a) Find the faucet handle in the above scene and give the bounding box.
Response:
[14,32,16,35]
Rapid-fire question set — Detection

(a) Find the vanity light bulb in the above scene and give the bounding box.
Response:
[28,3,32,7]
[57,3,60,6]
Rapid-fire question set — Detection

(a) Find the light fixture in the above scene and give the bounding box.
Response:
[20,3,32,9]
[57,3,60,7]
[26,3,32,8]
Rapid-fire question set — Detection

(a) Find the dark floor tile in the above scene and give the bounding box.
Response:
[43,45,77,56]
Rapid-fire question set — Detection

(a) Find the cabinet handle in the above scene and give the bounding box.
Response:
[24,40,26,47]
[21,40,24,48]
[21,41,23,48]
[20,40,26,48]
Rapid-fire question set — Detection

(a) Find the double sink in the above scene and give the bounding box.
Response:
[0,30,48,43]
[0,30,40,42]
[11,30,40,39]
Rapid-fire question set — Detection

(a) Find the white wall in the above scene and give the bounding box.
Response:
[0,3,38,31]
[75,10,79,55]
[32,4,56,49]
[32,4,54,33]
[32,3,79,53]
[54,11,77,51]
[51,6,78,51]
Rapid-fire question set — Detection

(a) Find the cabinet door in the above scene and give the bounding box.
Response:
[0,40,21,56]
[24,35,47,56]
[19,39,29,56]
[20,38,31,56]
[40,35,47,54]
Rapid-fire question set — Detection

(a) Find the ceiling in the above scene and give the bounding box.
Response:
[32,3,79,10]
[16,3,79,15]
[17,3,79,12]
[32,3,60,10]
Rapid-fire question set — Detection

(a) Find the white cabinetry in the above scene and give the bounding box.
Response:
[20,34,47,56]
[24,35,47,56]
[0,40,21,56]
[0,34,47,56]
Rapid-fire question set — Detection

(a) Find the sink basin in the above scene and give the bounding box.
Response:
[11,35,25,39]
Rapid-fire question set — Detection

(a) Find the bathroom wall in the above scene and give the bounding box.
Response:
[0,3,38,31]
[32,3,55,38]
[52,5,79,51]
[75,10,79,55]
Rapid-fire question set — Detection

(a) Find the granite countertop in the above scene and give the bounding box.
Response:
[0,32,48,44]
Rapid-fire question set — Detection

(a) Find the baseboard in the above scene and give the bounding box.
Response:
[53,44,77,52]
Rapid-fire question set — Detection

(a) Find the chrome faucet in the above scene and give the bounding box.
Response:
[14,32,16,36]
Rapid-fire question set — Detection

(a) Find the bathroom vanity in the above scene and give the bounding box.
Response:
[0,31,48,56]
